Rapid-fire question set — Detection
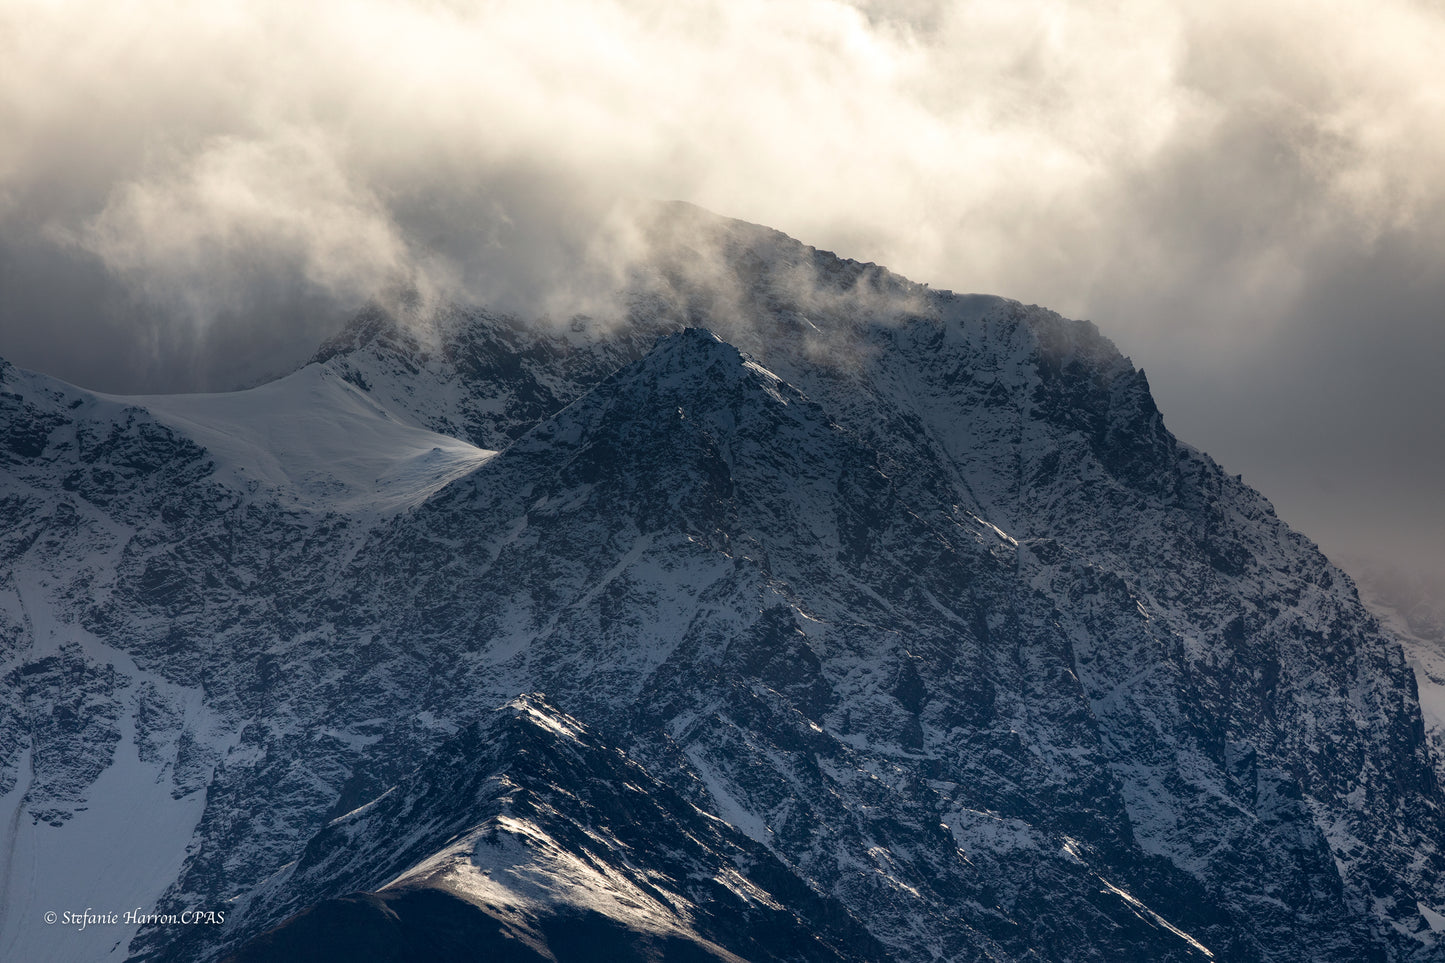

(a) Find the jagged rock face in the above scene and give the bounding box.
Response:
[0,209,1442,963]
[1351,567,1445,790]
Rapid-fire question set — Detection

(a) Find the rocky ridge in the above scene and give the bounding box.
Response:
[0,206,1441,961]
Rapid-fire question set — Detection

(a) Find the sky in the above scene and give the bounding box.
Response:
[0,0,1442,581]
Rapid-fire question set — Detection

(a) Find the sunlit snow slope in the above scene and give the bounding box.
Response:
[112,365,494,515]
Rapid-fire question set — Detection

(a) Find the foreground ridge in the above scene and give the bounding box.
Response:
[223,693,888,963]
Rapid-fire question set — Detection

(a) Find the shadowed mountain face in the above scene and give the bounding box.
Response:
[1,206,1442,963]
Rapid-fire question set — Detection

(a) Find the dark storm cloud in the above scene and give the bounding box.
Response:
[1130,234,1445,582]
[0,0,1441,578]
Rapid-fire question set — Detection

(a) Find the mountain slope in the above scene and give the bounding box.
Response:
[0,358,486,961]
[0,205,1441,962]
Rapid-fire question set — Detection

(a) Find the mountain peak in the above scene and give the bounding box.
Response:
[607,326,787,399]
[309,303,425,367]
[4,211,1442,963]
[500,692,588,744]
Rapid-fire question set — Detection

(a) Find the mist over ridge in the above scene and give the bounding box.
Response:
[1,0,1442,583]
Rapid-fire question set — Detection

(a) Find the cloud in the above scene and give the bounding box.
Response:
[0,0,1442,576]
[5,0,1441,352]
[54,131,410,324]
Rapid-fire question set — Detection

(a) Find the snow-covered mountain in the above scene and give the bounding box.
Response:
[2,204,1442,962]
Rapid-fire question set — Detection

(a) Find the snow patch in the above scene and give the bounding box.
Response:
[0,723,209,962]
[1097,876,1214,959]
[684,750,771,844]
[389,816,711,945]
[109,365,494,516]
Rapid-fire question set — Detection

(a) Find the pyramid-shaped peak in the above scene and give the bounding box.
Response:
[499,692,589,744]
[617,327,780,389]
[653,325,732,353]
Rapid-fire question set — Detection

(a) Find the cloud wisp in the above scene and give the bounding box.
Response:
[1,0,1442,575]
